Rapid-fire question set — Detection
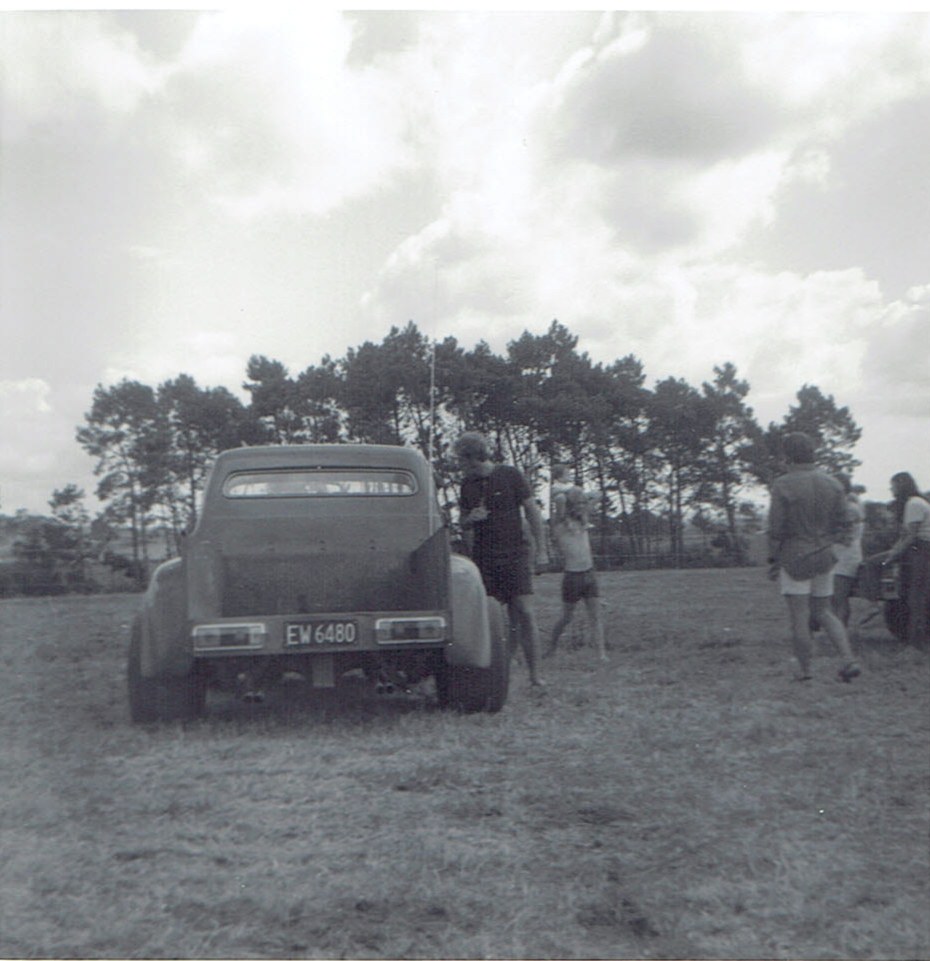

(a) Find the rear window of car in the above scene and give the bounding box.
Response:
[223,468,418,498]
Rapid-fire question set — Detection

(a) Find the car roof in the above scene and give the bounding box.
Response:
[213,443,429,474]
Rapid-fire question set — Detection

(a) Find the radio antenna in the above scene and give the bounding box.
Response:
[428,336,436,470]
[427,263,438,471]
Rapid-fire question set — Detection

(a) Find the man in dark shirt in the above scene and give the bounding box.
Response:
[455,431,546,688]
[768,432,859,682]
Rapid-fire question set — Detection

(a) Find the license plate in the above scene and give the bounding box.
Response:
[284,620,358,647]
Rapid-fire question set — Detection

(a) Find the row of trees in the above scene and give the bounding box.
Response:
[3,320,864,594]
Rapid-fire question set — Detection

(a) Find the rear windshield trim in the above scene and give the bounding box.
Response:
[223,467,419,499]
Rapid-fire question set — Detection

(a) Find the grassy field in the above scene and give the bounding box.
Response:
[1,568,928,960]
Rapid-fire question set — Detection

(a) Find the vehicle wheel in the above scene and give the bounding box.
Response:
[128,617,206,723]
[883,599,909,641]
[435,597,509,714]
[437,663,487,714]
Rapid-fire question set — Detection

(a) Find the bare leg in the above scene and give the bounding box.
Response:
[509,594,543,685]
[546,602,575,657]
[785,594,813,678]
[583,596,607,660]
[832,574,854,627]
[507,613,519,660]
[810,596,856,661]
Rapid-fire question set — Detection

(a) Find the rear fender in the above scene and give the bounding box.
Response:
[138,558,192,679]
[448,554,491,668]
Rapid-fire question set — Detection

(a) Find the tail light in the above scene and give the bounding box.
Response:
[374,616,446,644]
[193,623,267,651]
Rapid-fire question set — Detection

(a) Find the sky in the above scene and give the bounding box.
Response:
[1,8,929,516]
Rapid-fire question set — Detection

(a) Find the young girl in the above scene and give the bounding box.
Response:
[546,482,607,661]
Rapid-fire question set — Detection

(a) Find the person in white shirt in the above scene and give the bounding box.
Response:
[831,474,865,627]
[880,472,930,649]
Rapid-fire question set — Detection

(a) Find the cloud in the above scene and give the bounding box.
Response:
[2,10,928,512]
[100,322,254,398]
[548,14,784,167]
[860,289,930,418]
[0,11,167,137]
[344,10,422,65]
[359,12,929,391]
[641,265,881,397]
[740,90,930,298]
[0,380,61,493]
[159,9,414,219]
[533,12,930,267]
[0,378,52,415]
[741,12,930,123]
[0,9,421,223]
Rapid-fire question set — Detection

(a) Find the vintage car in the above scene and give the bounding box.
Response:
[128,443,509,721]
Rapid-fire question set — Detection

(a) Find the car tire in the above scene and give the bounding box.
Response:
[128,617,206,723]
[434,660,486,714]
[435,598,509,714]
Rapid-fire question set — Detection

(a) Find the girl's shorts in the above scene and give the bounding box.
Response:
[562,569,599,604]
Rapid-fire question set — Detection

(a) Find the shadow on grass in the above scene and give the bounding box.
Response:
[203,674,441,727]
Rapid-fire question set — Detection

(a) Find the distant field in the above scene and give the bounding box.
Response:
[1,569,928,960]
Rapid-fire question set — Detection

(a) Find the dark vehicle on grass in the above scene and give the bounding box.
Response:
[856,556,929,642]
[128,444,509,721]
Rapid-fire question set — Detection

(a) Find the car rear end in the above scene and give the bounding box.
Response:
[186,447,451,693]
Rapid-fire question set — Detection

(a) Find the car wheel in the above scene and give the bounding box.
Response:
[434,657,485,713]
[435,597,509,714]
[128,617,206,723]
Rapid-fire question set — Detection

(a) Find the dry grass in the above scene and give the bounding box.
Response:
[1,569,928,960]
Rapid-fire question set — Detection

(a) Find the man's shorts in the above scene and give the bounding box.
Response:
[780,565,835,597]
[562,569,599,604]
[480,552,533,603]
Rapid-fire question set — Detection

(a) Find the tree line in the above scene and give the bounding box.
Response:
[3,320,866,595]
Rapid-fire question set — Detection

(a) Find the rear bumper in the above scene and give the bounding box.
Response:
[190,610,451,658]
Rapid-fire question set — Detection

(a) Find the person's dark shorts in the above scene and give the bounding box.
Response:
[480,552,533,603]
[561,569,599,604]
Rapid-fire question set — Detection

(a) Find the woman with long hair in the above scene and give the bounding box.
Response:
[881,472,930,649]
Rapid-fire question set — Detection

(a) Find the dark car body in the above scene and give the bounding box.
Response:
[128,444,508,720]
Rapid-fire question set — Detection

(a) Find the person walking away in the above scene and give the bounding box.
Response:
[878,472,930,649]
[546,484,607,661]
[455,432,546,687]
[767,432,860,682]
[831,474,865,628]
